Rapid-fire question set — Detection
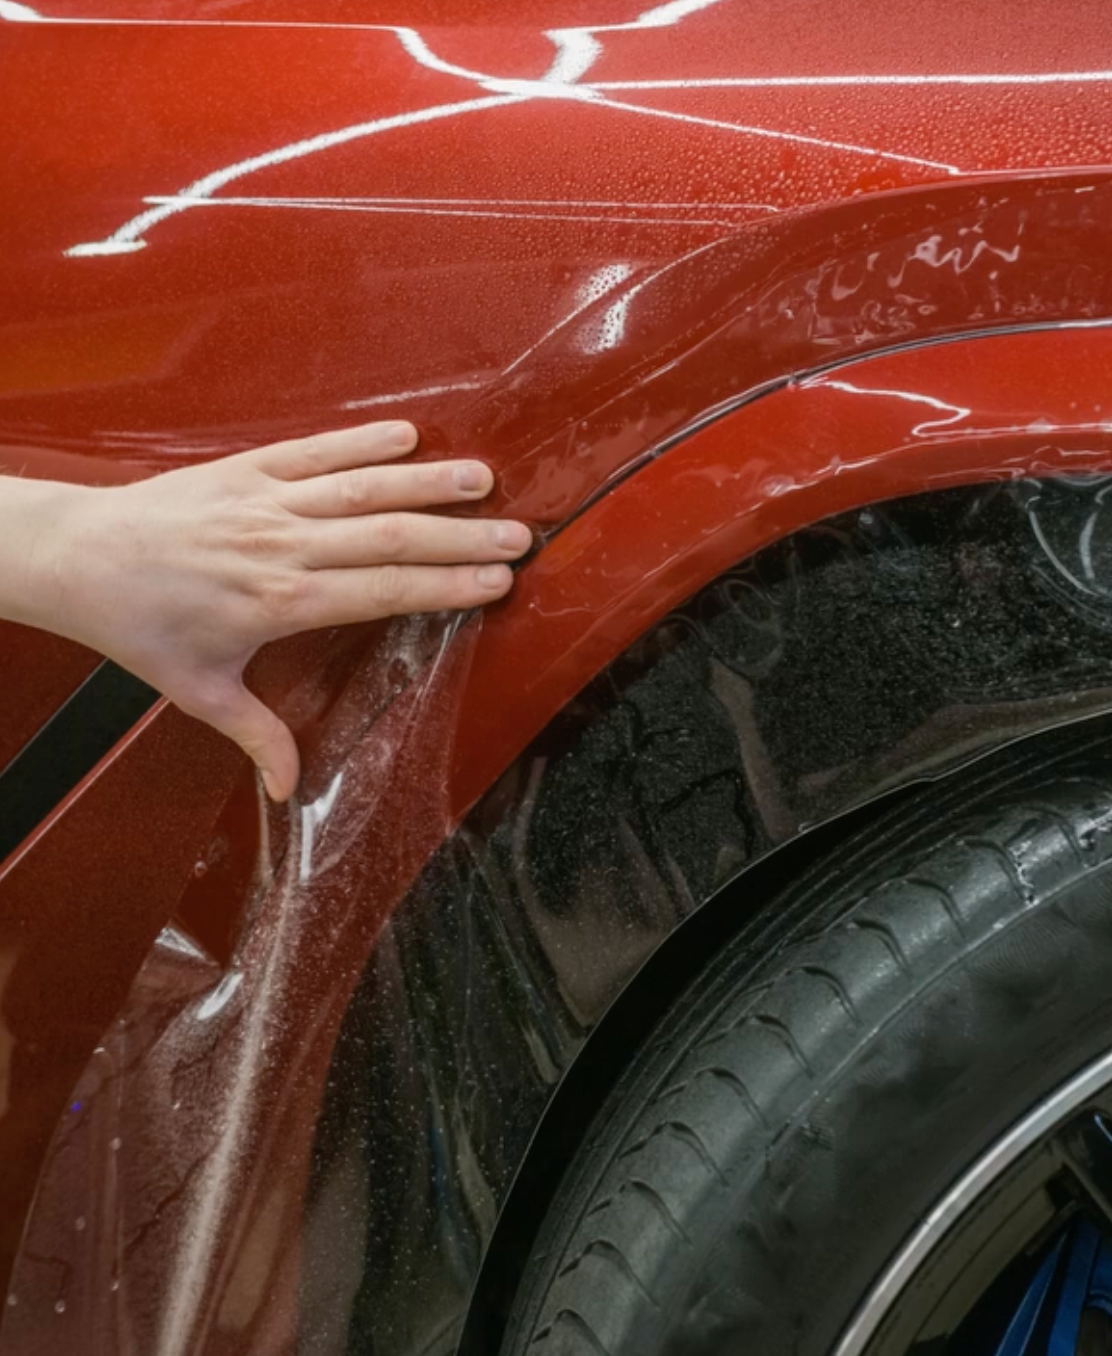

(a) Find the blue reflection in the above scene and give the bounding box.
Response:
[992,1219,1112,1355]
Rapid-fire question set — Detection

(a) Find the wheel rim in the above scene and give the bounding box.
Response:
[833,1048,1112,1355]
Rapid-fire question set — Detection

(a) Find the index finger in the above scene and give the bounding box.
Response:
[251,421,420,480]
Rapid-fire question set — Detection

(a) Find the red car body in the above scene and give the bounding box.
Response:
[3,2,1112,1352]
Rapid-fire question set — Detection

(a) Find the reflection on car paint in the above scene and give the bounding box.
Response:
[309,476,1112,1355]
[3,2,1112,1352]
[5,317,1112,1352]
[12,472,1112,1354]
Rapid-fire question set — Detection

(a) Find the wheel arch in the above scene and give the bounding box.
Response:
[456,774,922,1356]
[456,710,1112,1356]
[307,373,1112,1354]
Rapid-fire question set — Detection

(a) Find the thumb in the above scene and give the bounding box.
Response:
[199,679,301,802]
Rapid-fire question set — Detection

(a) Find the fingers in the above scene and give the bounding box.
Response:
[288,458,494,518]
[253,420,420,480]
[305,562,515,627]
[298,513,531,570]
[185,679,301,802]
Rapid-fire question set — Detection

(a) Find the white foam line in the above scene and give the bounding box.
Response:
[342,381,483,409]
[623,0,727,25]
[141,194,757,228]
[821,378,970,434]
[589,72,1112,88]
[543,0,727,82]
[65,93,529,256]
[220,194,778,210]
[49,0,972,259]
[0,0,721,35]
[394,26,500,87]
[4,0,728,30]
[4,0,1108,102]
[0,3,416,27]
[591,92,962,174]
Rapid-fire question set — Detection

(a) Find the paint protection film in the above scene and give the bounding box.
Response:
[9,475,1112,1356]
[6,181,1112,1348]
[0,606,484,1355]
[303,476,1112,1355]
[4,2,1112,1345]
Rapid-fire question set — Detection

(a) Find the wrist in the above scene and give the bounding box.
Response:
[0,476,96,638]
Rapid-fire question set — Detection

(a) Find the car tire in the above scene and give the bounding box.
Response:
[501,766,1112,1356]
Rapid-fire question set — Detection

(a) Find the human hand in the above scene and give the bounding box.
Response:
[6,421,530,801]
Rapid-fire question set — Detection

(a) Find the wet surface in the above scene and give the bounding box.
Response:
[309,478,1112,1356]
[11,476,1112,1354]
[4,3,1112,1352]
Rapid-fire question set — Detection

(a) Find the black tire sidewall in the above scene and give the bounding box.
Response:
[661,868,1112,1356]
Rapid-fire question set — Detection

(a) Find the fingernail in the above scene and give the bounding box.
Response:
[454,462,489,493]
[386,421,418,450]
[495,521,531,552]
[476,564,511,590]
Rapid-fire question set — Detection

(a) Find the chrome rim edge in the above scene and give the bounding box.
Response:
[831,1045,1112,1356]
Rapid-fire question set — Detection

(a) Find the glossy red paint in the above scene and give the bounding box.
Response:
[5,325,1112,1351]
[4,0,1112,1347]
[3,0,1112,758]
[456,325,1112,806]
[2,2,1112,517]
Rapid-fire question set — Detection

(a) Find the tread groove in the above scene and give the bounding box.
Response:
[734,1011,814,1074]
[618,1178,691,1245]
[847,915,912,974]
[533,1310,611,1354]
[557,1238,662,1308]
[619,1120,726,1183]
[693,1064,770,1128]
[795,964,862,1024]
[903,875,969,937]
[958,833,1044,904]
[506,764,1112,1356]
[653,1080,689,1104]
[1015,800,1097,860]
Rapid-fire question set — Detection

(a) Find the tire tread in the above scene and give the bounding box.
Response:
[506,776,1112,1356]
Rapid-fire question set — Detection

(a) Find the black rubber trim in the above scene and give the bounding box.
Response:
[0,661,158,864]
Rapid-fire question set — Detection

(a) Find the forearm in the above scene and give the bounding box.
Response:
[0,475,88,637]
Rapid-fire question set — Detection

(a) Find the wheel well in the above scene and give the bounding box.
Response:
[456,709,1112,1355]
[455,772,925,1355]
[307,476,1112,1356]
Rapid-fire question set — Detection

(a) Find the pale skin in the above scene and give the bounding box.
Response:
[0,420,531,803]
